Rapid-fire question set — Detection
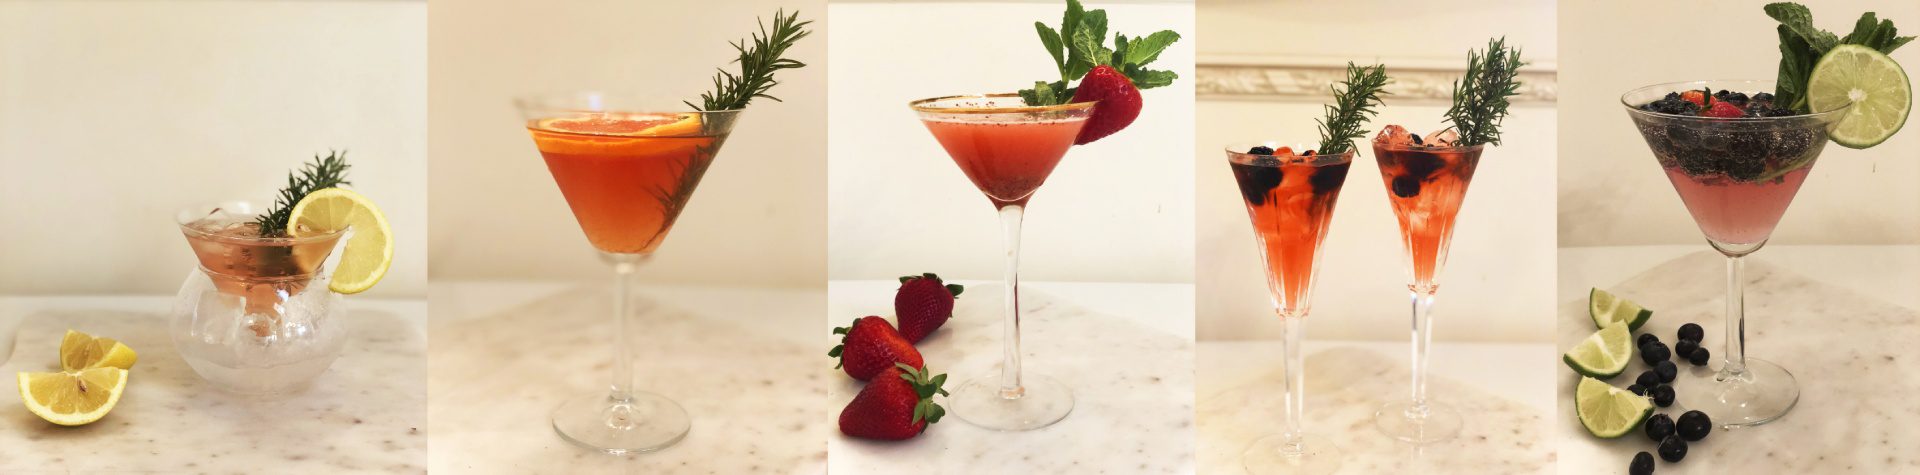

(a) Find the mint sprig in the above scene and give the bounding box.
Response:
[1766,2,1912,112]
[1316,63,1391,155]
[1020,0,1180,106]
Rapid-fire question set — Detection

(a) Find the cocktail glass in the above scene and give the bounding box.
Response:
[1227,144,1352,474]
[1370,130,1484,444]
[1622,80,1847,428]
[909,93,1092,431]
[515,92,740,453]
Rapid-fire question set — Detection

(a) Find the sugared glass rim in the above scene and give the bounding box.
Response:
[908,93,1097,114]
[1619,79,1852,121]
[176,201,345,244]
[1223,142,1356,165]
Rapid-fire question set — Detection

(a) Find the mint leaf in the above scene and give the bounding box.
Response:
[1036,22,1067,80]
[1066,10,1110,77]
[1019,80,1071,106]
[1117,30,1180,67]
[1766,3,1838,53]
[1121,64,1177,89]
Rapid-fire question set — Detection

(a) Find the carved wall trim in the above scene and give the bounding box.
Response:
[1197,63,1557,103]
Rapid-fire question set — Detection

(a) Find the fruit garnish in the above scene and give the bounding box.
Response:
[1563,324,1633,379]
[685,9,812,111]
[1766,3,1911,114]
[1246,146,1275,155]
[894,273,964,343]
[59,330,136,372]
[252,152,351,236]
[1701,100,1747,118]
[536,113,702,137]
[1575,376,1654,439]
[18,368,129,426]
[1808,44,1910,148]
[1069,65,1143,144]
[1018,0,1181,144]
[288,187,394,294]
[1444,37,1526,147]
[828,316,924,381]
[1315,63,1391,155]
[838,363,948,440]
[1588,288,1653,331]
[1679,89,1708,106]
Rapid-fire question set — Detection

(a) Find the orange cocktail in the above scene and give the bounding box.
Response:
[527,113,727,254]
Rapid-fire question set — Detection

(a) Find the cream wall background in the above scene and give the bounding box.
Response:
[827,1,1196,284]
[1195,0,1558,343]
[1559,0,1920,247]
[427,0,827,287]
[0,1,428,298]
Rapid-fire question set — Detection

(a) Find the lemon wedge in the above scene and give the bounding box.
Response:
[19,368,129,426]
[288,187,394,294]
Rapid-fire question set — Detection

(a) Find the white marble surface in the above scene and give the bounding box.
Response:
[0,296,427,473]
[1196,341,1556,474]
[428,282,827,474]
[1556,248,1920,474]
[826,280,1196,474]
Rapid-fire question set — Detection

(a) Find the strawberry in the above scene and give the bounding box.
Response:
[1701,100,1744,118]
[1679,90,1707,107]
[1070,65,1144,145]
[894,273,964,343]
[838,363,948,440]
[829,316,924,381]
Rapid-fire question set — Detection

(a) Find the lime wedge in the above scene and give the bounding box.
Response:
[1564,324,1634,379]
[1589,288,1652,331]
[1808,44,1911,149]
[1575,376,1653,439]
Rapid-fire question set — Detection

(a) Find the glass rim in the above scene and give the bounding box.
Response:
[908,93,1097,114]
[1619,80,1852,121]
[512,91,748,116]
[1371,141,1489,153]
[1223,142,1356,163]
[176,201,345,244]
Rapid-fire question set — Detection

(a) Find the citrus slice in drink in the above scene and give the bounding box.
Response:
[536,113,702,137]
[1563,324,1634,379]
[18,368,130,426]
[289,187,394,294]
[59,330,137,371]
[1588,288,1652,331]
[1808,44,1911,149]
[1574,376,1653,439]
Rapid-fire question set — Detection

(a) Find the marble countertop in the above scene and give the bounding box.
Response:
[826,280,1196,474]
[1555,247,1920,474]
[1195,340,1557,474]
[428,282,828,474]
[0,295,427,473]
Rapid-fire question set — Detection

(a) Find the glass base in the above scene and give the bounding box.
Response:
[949,374,1072,431]
[1679,357,1798,428]
[1243,433,1342,475]
[1372,400,1462,444]
[551,390,690,455]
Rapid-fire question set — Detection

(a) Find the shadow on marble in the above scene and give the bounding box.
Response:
[428,285,827,474]
[0,306,426,472]
[827,284,1195,474]
[1557,251,1920,473]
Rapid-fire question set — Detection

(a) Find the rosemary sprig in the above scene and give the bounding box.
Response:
[253,151,352,236]
[1316,63,1391,155]
[1445,37,1526,147]
[686,9,813,111]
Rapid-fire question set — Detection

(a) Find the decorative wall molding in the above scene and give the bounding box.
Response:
[1197,63,1557,103]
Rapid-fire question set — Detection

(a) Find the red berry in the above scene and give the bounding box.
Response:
[838,363,948,440]
[1679,90,1707,106]
[1069,65,1143,145]
[1702,101,1744,118]
[829,316,924,381]
[895,273,963,343]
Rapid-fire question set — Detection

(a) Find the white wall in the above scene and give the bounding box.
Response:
[1559,0,1920,247]
[1194,0,1558,343]
[0,1,428,298]
[827,1,1196,284]
[427,0,828,287]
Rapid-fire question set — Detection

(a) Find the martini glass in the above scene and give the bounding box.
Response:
[1370,131,1484,444]
[909,93,1093,431]
[515,92,740,453]
[1228,144,1352,474]
[1622,80,1847,428]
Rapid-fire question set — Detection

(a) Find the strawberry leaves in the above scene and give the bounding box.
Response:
[1021,0,1180,106]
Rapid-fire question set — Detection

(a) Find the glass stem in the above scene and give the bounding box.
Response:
[1279,314,1307,454]
[607,253,644,404]
[1722,255,1748,377]
[997,204,1025,398]
[1407,290,1436,418]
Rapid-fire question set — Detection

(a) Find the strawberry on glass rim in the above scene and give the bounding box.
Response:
[1018,0,1180,145]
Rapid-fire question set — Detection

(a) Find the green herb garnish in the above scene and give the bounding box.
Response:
[254,151,351,236]
[1316,63,1391,155]
[1765,2,1911,112]
[686,9,813,111]
[1020,0,1180,106]
[1446,37,1525,147]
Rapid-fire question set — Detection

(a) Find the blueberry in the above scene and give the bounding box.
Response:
[1631,451,1656,475]
[1650,384,1676,407]
[1658,435,1688,462]
[1410,133,1424,145]
[1641,342,1670,365]
[1677,323,1704,343]
[1247,146,1275,155]
[1688,347,1710,366]
[1677,410,1712,441]
[1637,333,1660,348]
[1644,413,1674,442]
[1674,339,1698,360]
[1753,92,1775,103]
[1232,163,1283,206]
[1390,175,1421,198]
[1628,384,1648,396]
[1636,370,1662,388]
[1307,162,1349,194]
[1654,361,1678,383]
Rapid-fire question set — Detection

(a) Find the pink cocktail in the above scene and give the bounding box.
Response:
[1663,166,1812,246]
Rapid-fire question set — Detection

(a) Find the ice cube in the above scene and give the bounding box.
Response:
[1374,125,1413,146]
[1426,128,1460,147]
[1272,146,1295,158]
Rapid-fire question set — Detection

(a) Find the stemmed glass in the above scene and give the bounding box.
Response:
[1622,80,1847,428]
[909,94,1094,431]
[1227,144,1352,474]
[515,92,741,453]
